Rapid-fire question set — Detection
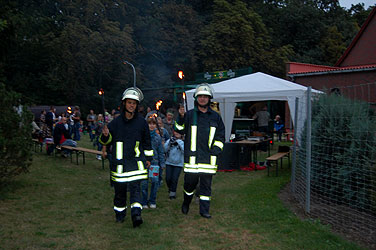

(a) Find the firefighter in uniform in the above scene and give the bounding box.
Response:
[175,83,225,219]
[100,87,153,227]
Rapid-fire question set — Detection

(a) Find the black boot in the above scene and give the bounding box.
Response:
[181,203,189,215]
[182,192,193,215]
[115,211,126,223]
[132,215,143,228]
[200,213,211,219]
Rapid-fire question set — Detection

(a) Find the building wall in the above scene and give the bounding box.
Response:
[339,13,376,66]
[292,71,376,103]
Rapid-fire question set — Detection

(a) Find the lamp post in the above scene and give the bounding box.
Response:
[123,60,136,88]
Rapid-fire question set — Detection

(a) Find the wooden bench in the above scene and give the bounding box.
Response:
[32,139,42,152]
[266,146,290,176]
[61,146,106,169]
[32,138,54,153]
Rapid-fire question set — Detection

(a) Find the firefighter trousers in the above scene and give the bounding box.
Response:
[183,173,213,214]
[113,180,142,218]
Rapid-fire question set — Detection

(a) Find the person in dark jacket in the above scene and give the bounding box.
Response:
[175,83,225,219]
[53,117,76,156]
[274,115,284,142]
[45,106,57,133]
[99,87,153,228]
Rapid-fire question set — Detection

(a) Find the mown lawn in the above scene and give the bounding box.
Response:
[0,136,365,249]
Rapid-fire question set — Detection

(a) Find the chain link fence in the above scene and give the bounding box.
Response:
[290,82,376,247]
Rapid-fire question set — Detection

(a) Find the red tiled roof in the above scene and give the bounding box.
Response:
[287,62,376,75]
[287,62,338,74]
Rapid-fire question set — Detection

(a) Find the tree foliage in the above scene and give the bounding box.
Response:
[0,83,33,185]
[319,26,347,65]
[0,0,372,111]
[197,0,293,77]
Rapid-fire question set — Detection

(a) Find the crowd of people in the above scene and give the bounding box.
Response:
[32,84,228,228]
[32,84,289,228]
[94,84,225,227]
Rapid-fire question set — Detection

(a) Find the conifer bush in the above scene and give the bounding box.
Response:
[0,83,33,185]
[299,93,376,212]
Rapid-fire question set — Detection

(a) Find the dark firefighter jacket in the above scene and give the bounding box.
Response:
[99,113,153,183]
[175,106,225,175]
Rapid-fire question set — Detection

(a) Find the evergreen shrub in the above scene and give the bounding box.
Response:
[0,83,33,186]
[300,93,376,212]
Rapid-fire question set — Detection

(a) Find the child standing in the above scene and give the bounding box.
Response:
[94,114,104,160]
[164,130,184,199]
[274,115,284,142]
[141,118,165,209]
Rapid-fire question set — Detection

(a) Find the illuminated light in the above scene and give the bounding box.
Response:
[98,88,104,95]
[182,92,186,100]
[178,70,184,80]
[156,100,163,110]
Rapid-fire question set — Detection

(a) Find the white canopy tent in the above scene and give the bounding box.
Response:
[186,72,319,142]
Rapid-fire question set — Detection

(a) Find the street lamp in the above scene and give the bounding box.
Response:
[123,60,136,88]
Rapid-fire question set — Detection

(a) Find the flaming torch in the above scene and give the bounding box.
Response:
[178,70,188,110]
[182,92,187,112]
[154,100,163,137]
[156,99,163,111]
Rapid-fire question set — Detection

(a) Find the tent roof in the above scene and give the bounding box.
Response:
[185,72,318,142]
[187,72,312,103]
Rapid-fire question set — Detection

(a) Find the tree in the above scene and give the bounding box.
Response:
[248,0,359,65]
[319,26,346,65]
[131,2,201,86]
[0,83,33,186]
[348,3,374,30]
[0,0,137,112]
[197,0,293,76]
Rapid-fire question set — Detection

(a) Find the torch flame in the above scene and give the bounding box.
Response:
[156,100,163,110]
[148,113,158,119]
[178,70,184,80]
[182,92,186,100]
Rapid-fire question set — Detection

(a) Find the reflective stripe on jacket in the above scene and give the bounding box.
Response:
[99,113,153,182]
[175,106,225,175]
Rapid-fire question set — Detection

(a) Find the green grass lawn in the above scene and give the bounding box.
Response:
[0,135,365,249]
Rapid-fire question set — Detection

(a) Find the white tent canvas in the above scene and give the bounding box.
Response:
[186,72,318,141]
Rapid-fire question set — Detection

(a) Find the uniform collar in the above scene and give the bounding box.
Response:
[197,106,213,114]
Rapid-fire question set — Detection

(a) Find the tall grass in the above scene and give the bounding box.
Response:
[0,136,364,249]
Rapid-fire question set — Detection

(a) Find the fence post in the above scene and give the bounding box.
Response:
[291,97,299,193]
[305,87,312,213]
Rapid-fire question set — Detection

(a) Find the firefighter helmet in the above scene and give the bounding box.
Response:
[121,87,144,102]
[194,83,213,98]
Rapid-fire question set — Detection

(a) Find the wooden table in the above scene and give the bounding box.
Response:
[283,132,294,142]
[234,138,271,167]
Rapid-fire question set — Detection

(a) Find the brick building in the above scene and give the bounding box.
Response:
[286,7,376,104]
